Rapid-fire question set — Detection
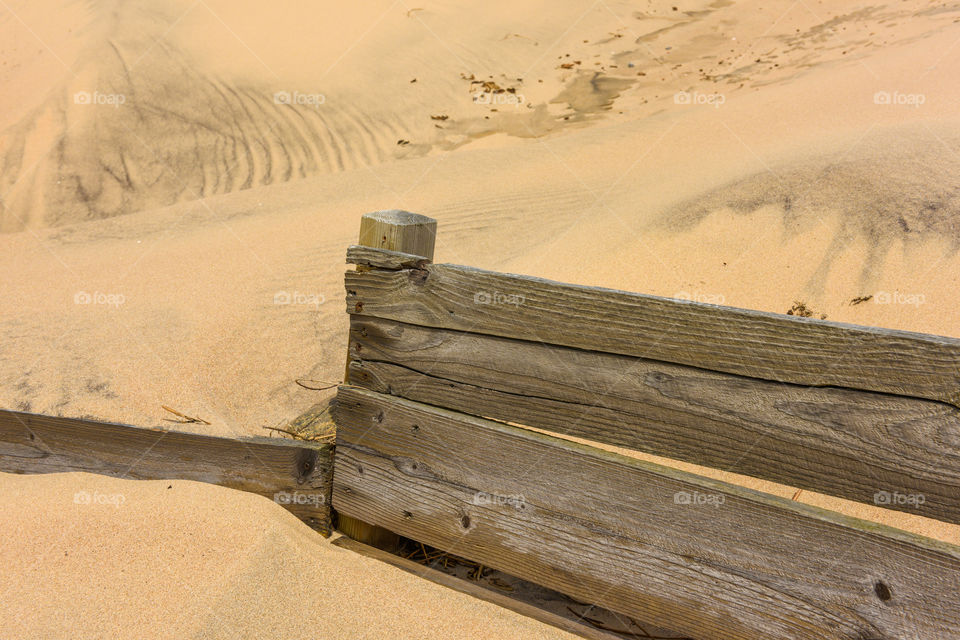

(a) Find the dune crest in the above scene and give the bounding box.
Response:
[8,0,959,232]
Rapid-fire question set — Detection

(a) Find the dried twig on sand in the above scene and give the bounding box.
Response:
[295,379,338,391]
[262,424,334,443]
[263,425,308,438]
[263,399,336,442]
[161,405,211,425]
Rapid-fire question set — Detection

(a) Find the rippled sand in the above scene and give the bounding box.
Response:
[3,2,960,636]
[3,0,959,433]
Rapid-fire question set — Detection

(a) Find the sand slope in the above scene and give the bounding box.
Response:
[5,0,959,231]
[0,471,582,639]
[4,2,960,636]
[0,0,667,231]
[4,14,960,433]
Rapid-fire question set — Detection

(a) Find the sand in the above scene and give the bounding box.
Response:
[4,0,960,435]
[0,471,583,638]
[3,0,960,636]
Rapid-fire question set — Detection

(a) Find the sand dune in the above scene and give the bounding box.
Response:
[6,0,958,231]
[0,471,581,639]
[4,1,960,635]
[0,0,647,231]
[4,0,960,432]
[661,127,960,296]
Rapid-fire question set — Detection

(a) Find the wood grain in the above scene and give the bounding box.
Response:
[346,245,431,270]
[357,210,436,260]
[0,410,333,534]
[347,316,960,524]
[333,385,960,640]
[343,253,960,407]
[338,211,439,550]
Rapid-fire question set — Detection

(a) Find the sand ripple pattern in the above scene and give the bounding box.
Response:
[0,39,412,232]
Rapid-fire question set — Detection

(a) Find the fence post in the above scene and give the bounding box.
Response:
[337,210,437,550]
[357,209,437,261]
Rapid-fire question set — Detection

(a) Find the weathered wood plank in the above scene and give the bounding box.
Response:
[333,385,960,640]
[339,211,439,550]
[343,253,960,407]
[347,316,960,524]
[0,410,333,534]
[347,245,431,270]
[331,537,633,640]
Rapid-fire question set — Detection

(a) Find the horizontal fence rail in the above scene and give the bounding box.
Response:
[344,245,960,407]
[333,386,960,640]
[333,211,960,640]
[0,410,333,533]
[346,315,960,525]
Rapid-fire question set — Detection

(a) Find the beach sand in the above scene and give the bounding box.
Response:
[3,0,960,636]
[4,0,960,436]
[0,471,583,639]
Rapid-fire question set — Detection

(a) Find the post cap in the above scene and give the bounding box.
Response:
[362,210,437,226]
[358,210,437,260]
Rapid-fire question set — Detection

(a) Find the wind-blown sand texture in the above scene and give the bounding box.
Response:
[0,472,583,639]
[3,0,960,636]
[4,0,960,435]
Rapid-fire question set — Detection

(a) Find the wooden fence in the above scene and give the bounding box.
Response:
[333,210,960,639]
[0,410,333,534]
[3,208,959,638]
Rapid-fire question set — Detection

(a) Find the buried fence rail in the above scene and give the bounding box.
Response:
[0,410,333,534]
[332,209,960,640]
